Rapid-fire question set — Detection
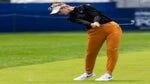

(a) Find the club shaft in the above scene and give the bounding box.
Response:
[119,20,135,25]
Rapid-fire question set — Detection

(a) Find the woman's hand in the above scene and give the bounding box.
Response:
[91,22,101,28]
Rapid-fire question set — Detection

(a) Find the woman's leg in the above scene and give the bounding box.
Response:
[86,28,106,73]
[74,28,107,81]
[106,22,122,74]
[94,21,122,81]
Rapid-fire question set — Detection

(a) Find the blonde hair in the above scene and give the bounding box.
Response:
[51,2,66,8]
[48,2,70,11]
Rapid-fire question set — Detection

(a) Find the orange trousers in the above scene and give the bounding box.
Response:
[86,21,122,74]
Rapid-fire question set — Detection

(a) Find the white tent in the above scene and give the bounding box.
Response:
[11,0,110,3]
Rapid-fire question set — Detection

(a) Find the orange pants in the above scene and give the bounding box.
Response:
[86,21,122,74]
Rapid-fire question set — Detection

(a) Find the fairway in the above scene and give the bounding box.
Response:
[0,32,150,84]
[0,51,149,84]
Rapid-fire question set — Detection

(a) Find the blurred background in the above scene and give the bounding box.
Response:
[0,0,150,32]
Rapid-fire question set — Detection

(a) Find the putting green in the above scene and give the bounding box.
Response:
[0,51,149,84]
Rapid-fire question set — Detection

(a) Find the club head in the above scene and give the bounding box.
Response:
[131,20,136,25]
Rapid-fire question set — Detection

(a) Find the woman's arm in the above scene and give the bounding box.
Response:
[83,4,101,23]
[68,17,91,27]
[69,18,100,28]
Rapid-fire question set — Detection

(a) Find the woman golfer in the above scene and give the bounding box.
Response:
[49,2,122,81]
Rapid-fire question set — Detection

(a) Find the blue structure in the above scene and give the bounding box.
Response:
[0,2,150,32]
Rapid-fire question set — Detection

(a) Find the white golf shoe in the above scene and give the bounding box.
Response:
[73,73,95,81]
[95,73,113,81]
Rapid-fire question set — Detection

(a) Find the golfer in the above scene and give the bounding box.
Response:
[48,2,122,81]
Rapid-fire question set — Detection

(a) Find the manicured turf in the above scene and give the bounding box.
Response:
[0,32,150,69]
[0,31,150,84]
[0,51,149,84]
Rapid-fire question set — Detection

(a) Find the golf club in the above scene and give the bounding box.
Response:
[119,20,136,26]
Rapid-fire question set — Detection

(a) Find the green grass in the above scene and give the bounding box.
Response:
[0,31,150,84]
[0,32,150,69]
[0,51,149,84]
[0,32,87,69]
